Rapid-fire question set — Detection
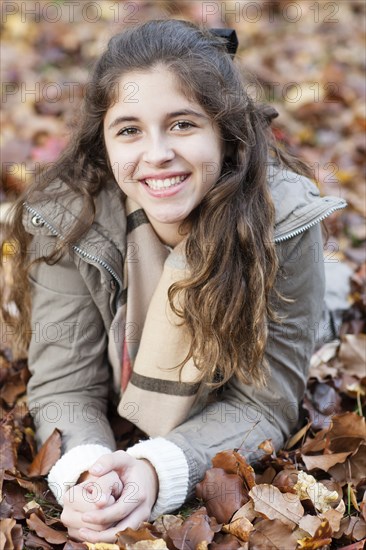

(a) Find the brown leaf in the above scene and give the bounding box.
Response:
[338,335,366,377]
[286,421,312,449]
[301,429,329,455]
[211,450,256,490]
[28,429,61,477]
[167,507,221,550]
[196,468,248,523]
[222,516,254,542]
[210,533,242,549]
[116,526,157,546]
[327,413,366,454]
[153,514,183,536]
[321,507,345,534]
[297,519,332,549]
[329,445,366,486]
[2,481,27,519]
[26,512,67,545]
[231,500,257,523]
[0,518,23,550]
[249,519,298,550]
[298,515,322,537]
[63,541,88,549]
[335,542,366,550]
[0,424,17,473]
[249,484,304,528]
[302,451,352,472]
[23,531,54,549]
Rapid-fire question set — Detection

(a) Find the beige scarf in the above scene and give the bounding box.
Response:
[117,198,201,436]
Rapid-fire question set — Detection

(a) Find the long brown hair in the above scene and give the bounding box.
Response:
[3,19,312,385]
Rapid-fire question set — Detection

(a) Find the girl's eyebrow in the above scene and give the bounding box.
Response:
[107,109,208,130]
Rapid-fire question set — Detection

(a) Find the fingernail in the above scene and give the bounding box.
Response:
[83,514,92,522]
[90,464,103,474]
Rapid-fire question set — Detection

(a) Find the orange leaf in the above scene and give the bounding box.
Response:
[28,429,61,477]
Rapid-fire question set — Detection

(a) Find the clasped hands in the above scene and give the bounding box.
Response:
[61,451,159,543]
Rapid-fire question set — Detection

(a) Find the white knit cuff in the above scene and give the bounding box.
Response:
[48,444,112,505]
[126,437,189,520]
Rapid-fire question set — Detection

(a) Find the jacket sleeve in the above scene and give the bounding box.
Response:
[127,223,326,516]
[26,234,116,500]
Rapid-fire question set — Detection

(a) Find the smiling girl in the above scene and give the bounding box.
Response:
[6,19,346,542]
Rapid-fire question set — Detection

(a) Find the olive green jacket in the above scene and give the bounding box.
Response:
[22,165,346,514]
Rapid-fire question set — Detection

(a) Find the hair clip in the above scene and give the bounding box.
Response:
[210,28,239,57]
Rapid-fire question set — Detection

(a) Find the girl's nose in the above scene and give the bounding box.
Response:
[142,134,175,165]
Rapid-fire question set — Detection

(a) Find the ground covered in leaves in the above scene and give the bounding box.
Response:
[1,1,365,549]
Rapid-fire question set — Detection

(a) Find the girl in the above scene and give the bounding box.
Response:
[5,19,346,543]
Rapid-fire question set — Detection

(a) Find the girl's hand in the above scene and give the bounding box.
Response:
[61,469,122,542]
[78,451,159,543]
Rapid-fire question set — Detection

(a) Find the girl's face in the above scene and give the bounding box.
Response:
[103,66,224,246]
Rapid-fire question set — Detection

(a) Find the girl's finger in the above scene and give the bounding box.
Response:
[89,450,132,477]
[79,507,149,543]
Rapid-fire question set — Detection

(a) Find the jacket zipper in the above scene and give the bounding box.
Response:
[274,202,347,243]
[24,203,123,288]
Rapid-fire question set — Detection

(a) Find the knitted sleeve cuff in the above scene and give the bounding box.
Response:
[47,444,113,505]
[126,437,189,520]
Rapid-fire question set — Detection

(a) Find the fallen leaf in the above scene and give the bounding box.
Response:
[231,500,257,523]
[26,512,67,544]
[329,445,366,485]
[28,429,61,477]
[338,334,366,377]
[222,516,254,542]
[327,413,366,453]
[211,450,256,490]
[0,518,23,550]
[0,424,17,473]
[129,541,168,549]
[153,514,183,535]
[210,533,242,549]
[302,451,352,472]
[196,468,248,523]
[249,484,304,528]
[294,471,339,513]
[298,515,322,537]
[167,507,221,550]
[249,518,298,550]
[321,507,345,534]
[116,526,156,546]
[23,531,54,549]
[297,519,333,549]
[286,421,312,449]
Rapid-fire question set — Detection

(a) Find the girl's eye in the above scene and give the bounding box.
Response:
[173,121,195,130]
[117,127,139,136]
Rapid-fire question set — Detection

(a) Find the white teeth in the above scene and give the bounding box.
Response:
[145,175,187,190]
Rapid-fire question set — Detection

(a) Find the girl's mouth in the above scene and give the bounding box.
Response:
[142,174,190,197]
[143,174,189,190]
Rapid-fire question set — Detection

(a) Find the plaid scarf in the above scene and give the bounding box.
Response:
[117,199,201,436]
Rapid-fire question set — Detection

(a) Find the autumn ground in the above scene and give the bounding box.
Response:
[0,1,365,549]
